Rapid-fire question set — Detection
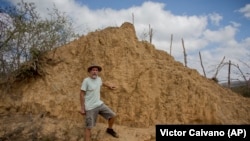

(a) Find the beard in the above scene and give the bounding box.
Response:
[92,74,97,79]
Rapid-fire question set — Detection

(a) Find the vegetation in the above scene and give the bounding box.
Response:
[0,0,77,83]
[231,85,250,98]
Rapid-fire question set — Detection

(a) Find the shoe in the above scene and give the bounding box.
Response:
[106,128,119,138]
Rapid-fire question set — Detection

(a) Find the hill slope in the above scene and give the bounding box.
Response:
[0,22,250,141]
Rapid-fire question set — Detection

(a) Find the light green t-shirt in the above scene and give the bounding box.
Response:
[81,76,103,110]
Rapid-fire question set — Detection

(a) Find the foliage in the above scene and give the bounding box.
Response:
[231,85,250,98]
[0,0,77,82]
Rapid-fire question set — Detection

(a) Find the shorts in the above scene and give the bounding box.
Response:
[85,104,116,129]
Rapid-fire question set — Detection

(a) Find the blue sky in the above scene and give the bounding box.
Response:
[1,0,250,82]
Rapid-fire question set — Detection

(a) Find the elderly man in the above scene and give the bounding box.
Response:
[79,64,119,141]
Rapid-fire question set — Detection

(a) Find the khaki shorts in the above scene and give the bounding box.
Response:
[85,104,116,129]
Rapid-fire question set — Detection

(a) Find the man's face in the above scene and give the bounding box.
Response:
[89,67,99,79]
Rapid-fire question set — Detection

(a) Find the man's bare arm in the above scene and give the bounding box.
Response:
[79,90,86,115]
[103,82,116,89]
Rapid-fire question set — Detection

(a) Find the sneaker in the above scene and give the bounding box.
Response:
[106,128,119,138]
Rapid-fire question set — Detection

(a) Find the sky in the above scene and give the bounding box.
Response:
[1,0,250,82]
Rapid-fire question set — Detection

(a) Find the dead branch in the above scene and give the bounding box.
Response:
[213,56,225,79]
[181,38,187,67]
[199,51,206,78]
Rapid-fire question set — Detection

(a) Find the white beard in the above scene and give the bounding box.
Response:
[92,74,97,79]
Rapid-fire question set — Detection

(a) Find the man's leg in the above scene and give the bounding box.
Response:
[85,108,98,141]
[106,117,119,138]
[85,128,91,141]
[98,104,119,138]
[108,116,116,129]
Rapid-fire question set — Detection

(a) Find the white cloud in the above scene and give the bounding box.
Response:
[238,4,250,19]
[209,13,223,26]
[6,0,250,81]
[203,25,238,43]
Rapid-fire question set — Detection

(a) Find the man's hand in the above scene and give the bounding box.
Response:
[78,109,86,115]
[109,85,116,90]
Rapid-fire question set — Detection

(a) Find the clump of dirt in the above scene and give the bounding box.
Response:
[0,22,250,141]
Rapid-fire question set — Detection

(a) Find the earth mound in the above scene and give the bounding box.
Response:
[0,22,249,141]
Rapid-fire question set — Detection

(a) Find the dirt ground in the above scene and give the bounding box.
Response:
[0,114,155,141]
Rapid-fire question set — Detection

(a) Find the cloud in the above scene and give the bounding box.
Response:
[238,4,250,19]
[209,13,223,26]
[203,25,237,43]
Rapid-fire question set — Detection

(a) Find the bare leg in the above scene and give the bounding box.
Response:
[107,116,119,138]
[108,116,116,129]
[85,128,91,141]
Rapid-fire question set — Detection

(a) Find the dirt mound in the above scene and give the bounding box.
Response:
[0,22,250,141]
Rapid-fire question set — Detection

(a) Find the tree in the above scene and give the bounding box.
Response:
[0,0,77,82]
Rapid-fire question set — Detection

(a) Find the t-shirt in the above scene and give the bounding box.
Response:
[81,76,103,110]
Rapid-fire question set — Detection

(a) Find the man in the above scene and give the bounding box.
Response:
[79,64,119,141]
